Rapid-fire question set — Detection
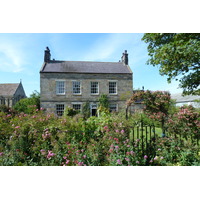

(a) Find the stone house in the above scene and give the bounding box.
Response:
[40,47,133,116]
[0,82,26,107]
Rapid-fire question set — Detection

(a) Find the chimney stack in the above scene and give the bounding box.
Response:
[44,47,51,62]
[121,50,128,65]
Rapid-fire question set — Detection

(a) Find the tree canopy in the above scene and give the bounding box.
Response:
[142,33,200,95]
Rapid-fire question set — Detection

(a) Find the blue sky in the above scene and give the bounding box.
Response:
[0,33,183,97]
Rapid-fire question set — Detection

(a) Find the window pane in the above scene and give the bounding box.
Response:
[56,81,65,94]
[56,104,65,116]
[73,81,81,94]
[109,104,117,112]
[91,82,99,94]
[72,104,81,112]
[109,82,117,94]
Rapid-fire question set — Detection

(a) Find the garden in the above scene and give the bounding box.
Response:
[0,91,200,166]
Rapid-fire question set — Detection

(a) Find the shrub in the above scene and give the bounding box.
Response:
[14,91,40,114]
[166,105,200,139]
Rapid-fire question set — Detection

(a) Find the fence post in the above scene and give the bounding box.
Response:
[141,121,144,156]
[132,126,135,142]
[145,126,148,155]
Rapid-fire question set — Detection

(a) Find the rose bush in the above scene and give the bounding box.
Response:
[0,107,199,166]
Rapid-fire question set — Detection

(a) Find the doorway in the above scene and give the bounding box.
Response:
[91,103,98,116]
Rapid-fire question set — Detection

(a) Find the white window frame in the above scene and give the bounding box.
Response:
[56,104,65,116]
[56,80,65,95]
[108,81,118,95]
[71,102,82,112]
[72,81,81,95]
[91,81,99,95]
[109,104,118,112]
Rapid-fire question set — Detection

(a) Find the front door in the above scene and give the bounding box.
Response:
[91,103,98,116]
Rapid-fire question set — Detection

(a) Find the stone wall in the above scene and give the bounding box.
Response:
[40,72,133,114]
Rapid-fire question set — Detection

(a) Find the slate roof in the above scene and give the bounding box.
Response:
[171,93,200,103]
[40,60,132,74]
[0,83,20,97]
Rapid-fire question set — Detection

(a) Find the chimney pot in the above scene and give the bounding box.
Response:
[121,50,128,65]
[44,47,51,62]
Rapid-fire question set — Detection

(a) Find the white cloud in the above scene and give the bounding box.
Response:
[0,39,25,73]
[82,33,141,61]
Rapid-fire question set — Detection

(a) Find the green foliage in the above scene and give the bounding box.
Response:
[142,33,200,95]
[128,90,172,132]
[0,105,17,115]
[98,94,109,109]
[166,105,200,139]
[64,107,78,117]
[13,90,40,114]
[0,110,199,166]
[82,101,90,119]
[98,94,109,115]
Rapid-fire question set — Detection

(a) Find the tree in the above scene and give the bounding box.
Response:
[14,91,40,114]
[142,33,200,95]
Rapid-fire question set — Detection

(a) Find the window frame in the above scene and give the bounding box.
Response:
[72,81,81,95]
[56,104,65,116]
[90,81,99,95]
[109,104,118,112]
[108,81,118,95]
[71,102,82,112]
[56,80,65,95]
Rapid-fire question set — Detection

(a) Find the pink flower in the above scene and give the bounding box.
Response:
[15,126,20,129]
[83,155,87,159]
[154,156,158,160]
[125,158,130,162]
[121,130,125,134]
[109,149,113,153]
[40,149,46,155]
[47,150,55,159]
[144,155,148,159]
[115,129,119,133]
[66,160,70,165]
[78,162,84,166]
[117,159,122,165]
[115,146,119,150]
[0,152,4,156]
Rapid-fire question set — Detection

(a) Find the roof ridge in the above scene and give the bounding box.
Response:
[0,83,19,85]
[48,60,122,64]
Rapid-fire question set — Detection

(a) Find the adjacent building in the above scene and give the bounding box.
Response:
[40,47,133,116]
[0,82,26,107]
[171,93,200,108]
